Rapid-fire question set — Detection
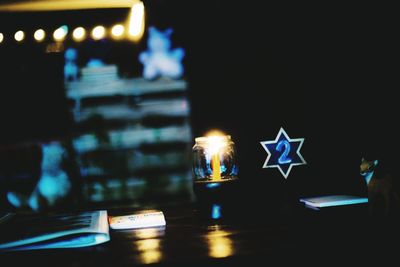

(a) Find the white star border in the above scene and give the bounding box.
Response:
[260,127,306,179]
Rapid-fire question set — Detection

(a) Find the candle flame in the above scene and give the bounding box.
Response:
[205,129,225,138]
[205,130,226,181]
[205,129,226,154]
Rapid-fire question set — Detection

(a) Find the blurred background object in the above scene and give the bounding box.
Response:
[0,0,193,212]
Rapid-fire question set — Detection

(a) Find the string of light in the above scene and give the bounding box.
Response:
[0,0,144,44]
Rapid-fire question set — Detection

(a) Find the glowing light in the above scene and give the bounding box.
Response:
[53,25,68,41]
[0,33,4,43]
[205,132,227,181]
[300,195,368,208]
[46,42,64,53]
[260,127,306,179]
[206,130,225,138]
[206,229,234,258]
[211,204,221,219]
[210,138,222,180]
[134,228,161,239]
[135,239,163,264]
[127,0,145,42]
[72,27,86,41]
[137,238,159,251]
[34,29,46,41]
[95,234,109,244]
[206,130,225,180]
[194,131,231,181]
[111,24,125,38]
[92,25,106,40]
[6,192,22,207]
[0,0,137,12]
[276,140,292,164]
[206,183,221,189]
[14,30,25,42]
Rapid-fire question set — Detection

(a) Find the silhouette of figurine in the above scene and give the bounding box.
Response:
[139,27,185,80]
[360,157,400,217]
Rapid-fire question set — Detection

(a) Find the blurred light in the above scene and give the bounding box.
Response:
[206,129,226,138]
[34,29,46,41]
[111,24,125,38]
[6,192,22,208]
[133,225,165,264]
[0,0,136,12]
[128,0,145,42]
[135,239,163,264]
[72,27,86,41]
[137,238,159,251]
[92,25,106,40]
[211,204,222,219]
[134,228,161,239]
[206,183,221,189]
[14,30,25,42]
[95,234,109,244]
[0,33,3,43]
[206,229,234,258]
[45,42,64,53]
[53,25,68,41]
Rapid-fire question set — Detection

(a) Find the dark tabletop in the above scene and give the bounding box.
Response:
[1,203,399,266]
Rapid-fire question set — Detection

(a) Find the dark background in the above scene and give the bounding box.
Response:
[0,1,399,211]
[153,1,399,210]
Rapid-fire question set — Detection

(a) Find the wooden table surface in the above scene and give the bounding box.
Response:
[1,203,399,266]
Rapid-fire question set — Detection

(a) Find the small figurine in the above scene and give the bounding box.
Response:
[139,26,185,80]
[64,48,79,82]
[360,157,400,216]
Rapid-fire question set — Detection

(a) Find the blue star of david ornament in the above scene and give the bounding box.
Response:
[260,128,306,179]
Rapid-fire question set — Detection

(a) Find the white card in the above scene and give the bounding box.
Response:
[109,211,166,230]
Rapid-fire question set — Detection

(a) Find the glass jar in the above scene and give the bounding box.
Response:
[192,135,238,182]
[191,135,239,220]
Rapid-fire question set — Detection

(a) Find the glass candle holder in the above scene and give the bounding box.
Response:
[192,135,238,182]
[192,135,239,220]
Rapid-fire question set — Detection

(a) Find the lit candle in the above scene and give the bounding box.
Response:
[212,152,221,180]
[208,136,222,181]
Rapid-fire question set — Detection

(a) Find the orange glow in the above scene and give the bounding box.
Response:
[127,0,145,42]
[203,130,227,181]
[205,228,234,258]
[135,238,163,264]
[134,228,160,239]
[205,129,226,138]
[211,150,221,180]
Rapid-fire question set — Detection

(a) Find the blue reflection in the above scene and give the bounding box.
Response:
[206,183,221,189]
[211,204,221,220]
[220,164,227,173]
